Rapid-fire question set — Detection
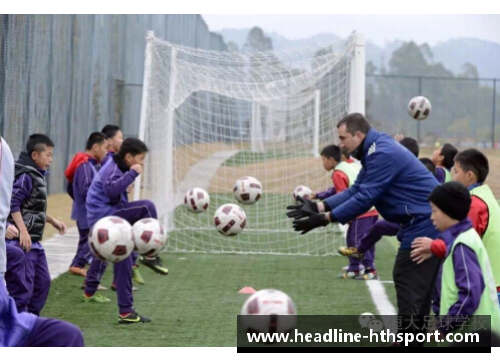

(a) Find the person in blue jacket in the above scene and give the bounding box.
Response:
[287,113,441,346]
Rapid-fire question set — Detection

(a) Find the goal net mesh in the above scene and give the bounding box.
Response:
[140,32,358,255]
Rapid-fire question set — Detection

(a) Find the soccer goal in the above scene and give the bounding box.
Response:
[135,31,365,256]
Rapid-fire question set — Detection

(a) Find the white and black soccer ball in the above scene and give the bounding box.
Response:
[132,218,168,257]
[214,203,247,236]
[240,289,297,334]
[293,185,312,204]
[89,216,134,263]
[408,96,432,121]
[233,176,262,205]
[184,187,210,213]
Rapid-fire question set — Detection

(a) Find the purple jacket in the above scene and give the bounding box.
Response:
[433,219,485,331]
[86,155,138,228]
[68,158,99,229]
[315,187,336,200]
[100,151,115,168]
[0,278,37,346]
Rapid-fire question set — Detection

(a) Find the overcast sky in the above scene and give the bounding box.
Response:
[202,15,500,46]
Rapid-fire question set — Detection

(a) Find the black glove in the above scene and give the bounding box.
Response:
[286,196,319,220]
[292,213,330,234]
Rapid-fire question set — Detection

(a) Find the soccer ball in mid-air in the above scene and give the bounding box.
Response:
[184,187,210,213]
[293,185,312,204]
[408,96,432,121]
[132,218,168,257]
[240,289,297,334]
[233,176,262,205]
[214,203,247,236]
[89,216,134,263]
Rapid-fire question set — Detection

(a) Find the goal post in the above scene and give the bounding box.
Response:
[136,32,365,256]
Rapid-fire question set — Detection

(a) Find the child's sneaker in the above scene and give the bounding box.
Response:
[118,312,152,324]
[69,266,87,277]
[139,255,169,275]
[338,246,364,260]
[132,265,145,285]
[82,293,111,303]
[336,270,360,279]
[355,269,378,280]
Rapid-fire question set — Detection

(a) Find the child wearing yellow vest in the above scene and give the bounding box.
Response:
[431,143,458,183]
[313,145,379,280]
[426,182,500,336]
[413,149,500,307]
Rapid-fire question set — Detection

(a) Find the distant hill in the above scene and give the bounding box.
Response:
[218,28,500,79]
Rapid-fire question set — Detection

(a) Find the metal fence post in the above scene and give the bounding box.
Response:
[493,79,497,149]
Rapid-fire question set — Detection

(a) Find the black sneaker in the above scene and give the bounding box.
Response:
[139,255,169,275]
[118,312,152,324]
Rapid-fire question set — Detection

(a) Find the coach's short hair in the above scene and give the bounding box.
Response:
[320,145,341,163]
[101,124,121,139]
[454,149,489,183]
[118,138,149,158]
[86,132,108,151]
[400,137,419,158]
[26,134,54,156]
[336,113,371,136]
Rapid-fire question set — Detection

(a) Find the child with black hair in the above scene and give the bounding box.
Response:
[65,132,108,278]
[83,138,161,323]
[419,157,436,177]
[313,144,379,280]
[6,134,67,315]
[415,182,500,337]
[412,149,500,306]
[101,124,124,166]
[432,143,458,183]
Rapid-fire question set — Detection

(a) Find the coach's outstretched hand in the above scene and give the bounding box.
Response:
[292,213,329,234]
[286,196,319,220]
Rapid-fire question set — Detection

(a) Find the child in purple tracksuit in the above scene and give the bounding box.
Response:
[6,134,67,316]
[0,278,84,347]
[84,138,156,323]
[65,132,108,277]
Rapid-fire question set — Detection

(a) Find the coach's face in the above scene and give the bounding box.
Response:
[338,125,364,153]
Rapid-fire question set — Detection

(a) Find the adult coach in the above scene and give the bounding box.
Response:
[288,113,440,345]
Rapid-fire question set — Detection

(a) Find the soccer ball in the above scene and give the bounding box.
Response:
[214,203,247,236]
[88,216,134,263]
[184,187,210,213]
[293,185,312,204]
[233,176,262,205]
[240,289,297,334]
[408,96,432,121]
[132,218,168,257]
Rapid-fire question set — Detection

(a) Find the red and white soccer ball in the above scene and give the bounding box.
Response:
[240,289,297,334]
[293,185,312,204]
[214,203,247,236]
[233,176,262,205]
[408,96,432,121]
[132,218,168,257]
[184,187,210,213]
[88,216,134,263]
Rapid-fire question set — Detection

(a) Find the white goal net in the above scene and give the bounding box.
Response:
[136,31,365,255]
